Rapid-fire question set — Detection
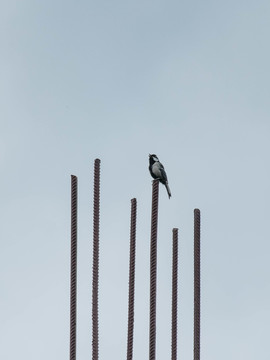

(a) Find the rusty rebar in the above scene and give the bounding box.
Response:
[194,209,201,360]
[126,198,137,360]
[149,179,159,360]
[92,159,101,360]
[70,175,78,360]
[172,228,178,360]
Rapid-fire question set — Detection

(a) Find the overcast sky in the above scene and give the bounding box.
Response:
[1,1,270,359]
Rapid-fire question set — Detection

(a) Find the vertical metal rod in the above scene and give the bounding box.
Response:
[70,175,78,360]
[194,209,201,360]
[126,198,137,360]
[171,228,178,360]
[149,179,159,360]
[92,159,101,360]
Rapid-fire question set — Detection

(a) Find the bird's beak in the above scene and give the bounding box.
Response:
[149,154,151,157]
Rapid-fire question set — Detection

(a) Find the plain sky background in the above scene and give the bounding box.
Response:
[1,1,270,359]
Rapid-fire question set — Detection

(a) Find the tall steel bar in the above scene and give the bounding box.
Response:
[171,228,178,360]
[70,175,78,360]
[149,179,159,360]
[126,198,137,360]
[194,209,201,360]
[92,159,101,360]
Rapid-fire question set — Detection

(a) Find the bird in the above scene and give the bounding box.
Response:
[149,154,171,198]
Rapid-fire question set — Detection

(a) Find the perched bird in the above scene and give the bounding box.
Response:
[149,154,171,198]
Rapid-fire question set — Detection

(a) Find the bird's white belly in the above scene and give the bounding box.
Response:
[152,163,162,178]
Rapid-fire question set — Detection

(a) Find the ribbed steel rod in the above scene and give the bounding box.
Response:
[149,179,159,360]
[92,159,101,360]
[194,209,201,360]
[70,175,78,360]
[171,228,178,360]
[126,198,137,360]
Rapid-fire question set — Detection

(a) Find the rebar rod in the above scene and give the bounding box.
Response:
[70,175,78,360]
[171,228,178,360]
[126,198,137,360]
[149,179,159,360]
[92,159,101,360]
[194,209,201,360]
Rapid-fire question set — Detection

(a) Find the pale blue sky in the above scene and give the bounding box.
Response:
[1,1,270,359]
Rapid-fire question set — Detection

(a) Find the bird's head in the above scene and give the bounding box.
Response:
[149,154,159,162]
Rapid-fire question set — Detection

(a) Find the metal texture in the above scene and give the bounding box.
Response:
[70,175,78,360]
[194,209,201,360]
[92,159,101,360]
[172,228,178,360]
[126,198,137,360]
[149,179,159,360]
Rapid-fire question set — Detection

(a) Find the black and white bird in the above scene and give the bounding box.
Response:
[149,154,171,198]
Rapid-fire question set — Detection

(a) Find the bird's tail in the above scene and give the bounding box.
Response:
[165,182,171,199]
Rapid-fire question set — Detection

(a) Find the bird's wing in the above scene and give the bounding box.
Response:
[159,162,165,170]
[159,166,168,182]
